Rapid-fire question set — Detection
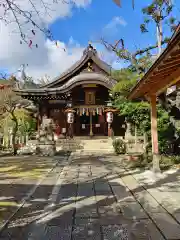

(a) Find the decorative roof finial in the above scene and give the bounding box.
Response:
[83,42,97,56]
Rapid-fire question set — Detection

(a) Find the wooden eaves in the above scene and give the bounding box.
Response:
[128,24,180,100]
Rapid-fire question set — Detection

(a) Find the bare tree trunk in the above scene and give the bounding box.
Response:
[11,111,18,155]
[157,19,163,56]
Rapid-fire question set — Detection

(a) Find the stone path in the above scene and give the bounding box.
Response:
[1,152,180,239]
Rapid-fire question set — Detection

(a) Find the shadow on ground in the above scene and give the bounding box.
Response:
[0,153,180,239]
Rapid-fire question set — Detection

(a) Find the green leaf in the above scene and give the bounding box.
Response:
[140,24,148,33]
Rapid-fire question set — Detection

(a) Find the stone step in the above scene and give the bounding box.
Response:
[19,138,114,154]
[56,138,113,152]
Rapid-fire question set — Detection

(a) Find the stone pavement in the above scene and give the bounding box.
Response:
[1,152,180,239]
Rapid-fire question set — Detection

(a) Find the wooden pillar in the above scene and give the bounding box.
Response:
[89,111,93,137]
[150,94,160,172]
[150,94,159,154]
[108,123,112,138]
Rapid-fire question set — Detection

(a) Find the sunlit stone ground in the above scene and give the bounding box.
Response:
[0,152,180,239]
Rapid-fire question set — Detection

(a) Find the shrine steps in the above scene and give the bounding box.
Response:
[73,136,108,140]
[18,137,115,154]
[56,138,114,153]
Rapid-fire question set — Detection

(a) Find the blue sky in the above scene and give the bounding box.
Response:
[50,0,180,54]
[0,0,180,79]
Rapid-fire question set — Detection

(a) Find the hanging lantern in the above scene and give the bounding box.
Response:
[106,112,113,123]
[67,112,74,123]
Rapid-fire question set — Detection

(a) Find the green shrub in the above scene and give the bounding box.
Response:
[159,155,174,170]
[128,154,151,169]
[170,155,180,164]
[113,138,126,154]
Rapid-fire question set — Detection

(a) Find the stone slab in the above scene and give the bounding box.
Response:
[111,185,136,202]
[130,219,164,240]
[121,175,144,192]
[120,201,148,220]
[72,222,101,240]
[102,224,132,240]
[150,212,180,239]
[134,190,166,213]
[44,225,72,240]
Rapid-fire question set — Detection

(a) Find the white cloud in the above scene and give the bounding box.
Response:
[105,16,127,29]
[102,16,127,38]
[26,38,84,80]
[93,43,123,70]
[0,0,91,80]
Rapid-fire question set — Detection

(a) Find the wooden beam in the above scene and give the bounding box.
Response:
[164,56,180,65]
[158,61,180,71]
[149,67,180,96]
[169,49,180,57]
[134,74,169,97]
[148,74,170,83]
[132,68,180,99]
[153,64,180,76]
[156,75,180,96]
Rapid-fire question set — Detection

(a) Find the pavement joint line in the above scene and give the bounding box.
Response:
[70,162,80,240]
[47,164,72,206]
[110,162,167,240]
[122,164,180,226]
[98,157,166,239]
[0,153,71,234]
[24,156,72,240]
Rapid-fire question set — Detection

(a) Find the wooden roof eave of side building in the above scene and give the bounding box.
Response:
[128,24,180,100]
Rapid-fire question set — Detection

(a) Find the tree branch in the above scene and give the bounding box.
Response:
[0,0,72,45]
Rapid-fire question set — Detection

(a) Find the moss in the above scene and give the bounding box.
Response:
[0,201,19,207]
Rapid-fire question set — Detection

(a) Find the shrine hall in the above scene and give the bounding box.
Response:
[14,44,124,138]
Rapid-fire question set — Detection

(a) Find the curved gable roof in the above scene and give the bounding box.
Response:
[42,44,112,88]
[15,72,116,96]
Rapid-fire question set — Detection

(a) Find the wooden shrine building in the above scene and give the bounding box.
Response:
[14,44,124,137]
[128,24,180,171]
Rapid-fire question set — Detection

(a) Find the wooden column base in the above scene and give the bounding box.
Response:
[152,153,161,173]
[108,123,112,138]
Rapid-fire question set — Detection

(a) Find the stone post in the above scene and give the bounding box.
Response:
[21,135,24,144]
[26,135,29,144]
[135,125,137,152]
[125,122,132,138]
[2,137,5,147]
[10,134,13,147]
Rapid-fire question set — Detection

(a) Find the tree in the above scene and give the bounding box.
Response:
[112,0,173,9]
[101,35,170,74]
[112,68,176,156]
[0,76,30,154]
[38,74,52,86]
[112,0,136,9]
[111,68,139,96]
[0,0,76,47]
[103,1,177,71]
[140,0,178,55]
